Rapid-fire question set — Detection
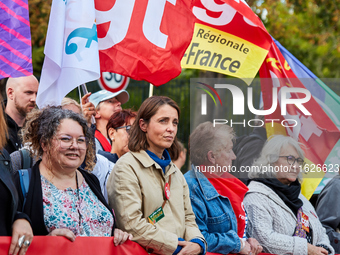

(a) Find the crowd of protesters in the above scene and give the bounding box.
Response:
[0,75,338,255]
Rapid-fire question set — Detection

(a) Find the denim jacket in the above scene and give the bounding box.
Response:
[184,167,241,254]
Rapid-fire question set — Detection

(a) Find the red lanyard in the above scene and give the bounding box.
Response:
[161,175,172,209]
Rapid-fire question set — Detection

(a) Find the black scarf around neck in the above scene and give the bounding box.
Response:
[251,178,303,216]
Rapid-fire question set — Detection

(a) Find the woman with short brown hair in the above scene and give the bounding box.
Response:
[107,96,206,255]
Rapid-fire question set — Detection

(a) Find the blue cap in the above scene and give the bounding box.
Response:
[89,90,129,108]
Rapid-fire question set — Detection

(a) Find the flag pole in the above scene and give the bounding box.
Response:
[149,83,153,97]
[79,84,96,124]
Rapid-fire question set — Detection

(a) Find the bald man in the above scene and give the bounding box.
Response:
[4,75,39,153]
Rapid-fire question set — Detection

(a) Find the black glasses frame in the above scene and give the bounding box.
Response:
[115,125,131,133]
[279,156,305,166]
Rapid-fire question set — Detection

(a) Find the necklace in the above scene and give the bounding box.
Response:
[75,171,83,232]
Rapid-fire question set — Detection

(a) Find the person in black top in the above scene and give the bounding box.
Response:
[0,96,33,255]
[4,75,39,154]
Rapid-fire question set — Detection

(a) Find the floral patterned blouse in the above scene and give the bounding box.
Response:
[41,174,114,236]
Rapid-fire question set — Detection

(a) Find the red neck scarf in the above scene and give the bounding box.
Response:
[204,171,249,238]
[95,130,111,152]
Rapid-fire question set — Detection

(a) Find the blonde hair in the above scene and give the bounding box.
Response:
[61,97,82,113]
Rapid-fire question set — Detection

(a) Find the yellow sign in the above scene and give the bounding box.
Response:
[181,23,268,84]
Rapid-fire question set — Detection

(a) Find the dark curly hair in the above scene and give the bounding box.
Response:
[22,106,95,170]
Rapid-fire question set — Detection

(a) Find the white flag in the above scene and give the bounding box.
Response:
[37,0,100,108]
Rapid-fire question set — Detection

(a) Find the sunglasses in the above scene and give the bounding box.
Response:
[115,125,131,134]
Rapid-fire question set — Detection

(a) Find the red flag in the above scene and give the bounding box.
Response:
[259,42,340,198]
[181,0,272,82]
[95,0,195,86]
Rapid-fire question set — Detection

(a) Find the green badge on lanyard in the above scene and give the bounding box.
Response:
[148,207,165,225]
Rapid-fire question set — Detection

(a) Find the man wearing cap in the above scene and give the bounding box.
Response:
[84,90,129,153]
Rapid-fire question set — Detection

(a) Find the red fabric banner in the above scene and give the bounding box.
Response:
[0,236,148,255]
[0,236,283,255]
[193,0,271,50]
[260,42,340,165]
[259,42,340,198]
[181,0,272,82]
[95,0,195,86]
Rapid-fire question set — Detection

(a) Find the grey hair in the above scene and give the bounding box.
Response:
[248,135,304,179]
[22,106,95,170]
[189,121,235,166]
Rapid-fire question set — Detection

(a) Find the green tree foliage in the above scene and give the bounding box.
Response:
[248,0,340,78]
[28,0,52,77]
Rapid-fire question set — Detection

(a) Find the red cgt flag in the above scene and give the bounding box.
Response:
[181,0,272,83]
[95,0,195,86]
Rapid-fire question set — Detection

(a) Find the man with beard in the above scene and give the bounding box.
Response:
[4,75,39,154]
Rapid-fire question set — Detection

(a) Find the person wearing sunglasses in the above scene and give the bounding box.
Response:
[14,107,132,246]
[244,135,334,255]
[92,109,136,201]
[97,109,136,164]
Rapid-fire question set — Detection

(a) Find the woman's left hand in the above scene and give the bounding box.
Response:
[177,241,201,255]
[113,228,133,246]
[9,219,33,255]
[247,238,263,255]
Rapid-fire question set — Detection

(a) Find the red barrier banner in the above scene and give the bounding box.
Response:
[0,236,317,255]
[0,236,148,255]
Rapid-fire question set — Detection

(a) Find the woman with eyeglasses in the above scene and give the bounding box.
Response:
[244,135,334,255]
[14,107,132,245]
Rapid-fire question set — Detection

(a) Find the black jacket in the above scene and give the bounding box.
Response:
[4,99,22,154]
[316,175,340,253]
[14,160,116,236]
[232,126,267,183]
[0,149,30,236]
